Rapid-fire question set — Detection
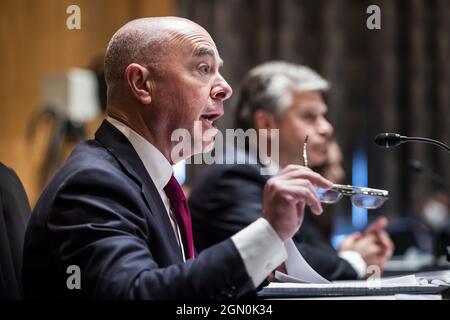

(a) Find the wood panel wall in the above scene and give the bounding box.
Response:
[0,0,174,205]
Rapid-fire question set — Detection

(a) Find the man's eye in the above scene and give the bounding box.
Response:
[199,65,210,75]
[299,113,316,121]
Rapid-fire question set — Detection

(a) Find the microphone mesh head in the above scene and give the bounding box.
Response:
[374,133,404,148]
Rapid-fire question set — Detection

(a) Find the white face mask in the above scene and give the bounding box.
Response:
[423,200,449,232]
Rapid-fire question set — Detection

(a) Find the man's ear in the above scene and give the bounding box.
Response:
[253,110,278,139]
[124,63,152,105]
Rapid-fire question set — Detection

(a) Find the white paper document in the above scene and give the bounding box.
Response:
[262,273,445,298]
[262,238,449,298]
[275,272,419,287]
[283,239,330,284]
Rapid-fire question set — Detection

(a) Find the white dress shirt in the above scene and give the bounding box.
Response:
[107,117,286,287]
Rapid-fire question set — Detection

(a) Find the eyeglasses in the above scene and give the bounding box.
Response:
[303,135,309,168]
[302,137,389,209]
[316,184,389,209]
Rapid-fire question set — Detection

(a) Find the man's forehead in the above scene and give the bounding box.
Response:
[291,90,327,111]
[150,21,224,66]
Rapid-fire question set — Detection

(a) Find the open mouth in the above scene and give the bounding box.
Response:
[200,112,222,127]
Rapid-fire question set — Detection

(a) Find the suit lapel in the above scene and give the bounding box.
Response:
[95,120,183,262]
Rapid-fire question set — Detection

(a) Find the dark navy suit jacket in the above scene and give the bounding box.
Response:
[22,120,253,299]
[0,162,31,299]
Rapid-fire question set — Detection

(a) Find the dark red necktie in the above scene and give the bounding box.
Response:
[163,175,195,259]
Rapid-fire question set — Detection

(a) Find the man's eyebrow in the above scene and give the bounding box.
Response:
[193,46,224,67]
[194,46,215,58]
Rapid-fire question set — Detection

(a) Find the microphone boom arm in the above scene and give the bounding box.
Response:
[406,136,450,154]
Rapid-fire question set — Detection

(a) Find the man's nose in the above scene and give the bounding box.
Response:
[319,118,333,137]
[211,76,233,101]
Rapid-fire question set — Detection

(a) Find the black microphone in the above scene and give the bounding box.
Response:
[374,132,450,154]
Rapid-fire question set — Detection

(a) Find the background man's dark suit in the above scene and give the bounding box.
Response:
[22,121,253,299]
[189,158,358,281]
[0,162,31,299]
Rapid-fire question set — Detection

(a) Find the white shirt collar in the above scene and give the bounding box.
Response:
[106,117,173,191]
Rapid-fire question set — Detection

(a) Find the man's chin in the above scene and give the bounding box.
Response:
[310,156,327,168]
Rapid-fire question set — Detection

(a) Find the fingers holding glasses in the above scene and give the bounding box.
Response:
[278,165,333,190]
[277,165,334,214]
[262,166,332,240]
[282,182,323,215]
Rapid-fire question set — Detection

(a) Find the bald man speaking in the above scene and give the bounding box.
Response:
[22,17,331,299]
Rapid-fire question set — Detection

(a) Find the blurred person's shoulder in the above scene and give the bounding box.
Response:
[0,162,25,193]
[192,148,266,192]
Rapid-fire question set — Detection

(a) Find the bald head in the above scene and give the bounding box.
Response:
[103,16,230,162]
[104,17,208,90]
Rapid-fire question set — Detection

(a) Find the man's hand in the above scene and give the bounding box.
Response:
[364,217,395,268]
[340,232,384,268]
[339,217,394,273]
[261,165,332,241]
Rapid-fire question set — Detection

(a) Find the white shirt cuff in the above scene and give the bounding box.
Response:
[231,218,287,288]
[338,250,367,279]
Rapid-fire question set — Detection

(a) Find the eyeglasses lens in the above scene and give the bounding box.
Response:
[351,194,387,209]
[316,188,343,203]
